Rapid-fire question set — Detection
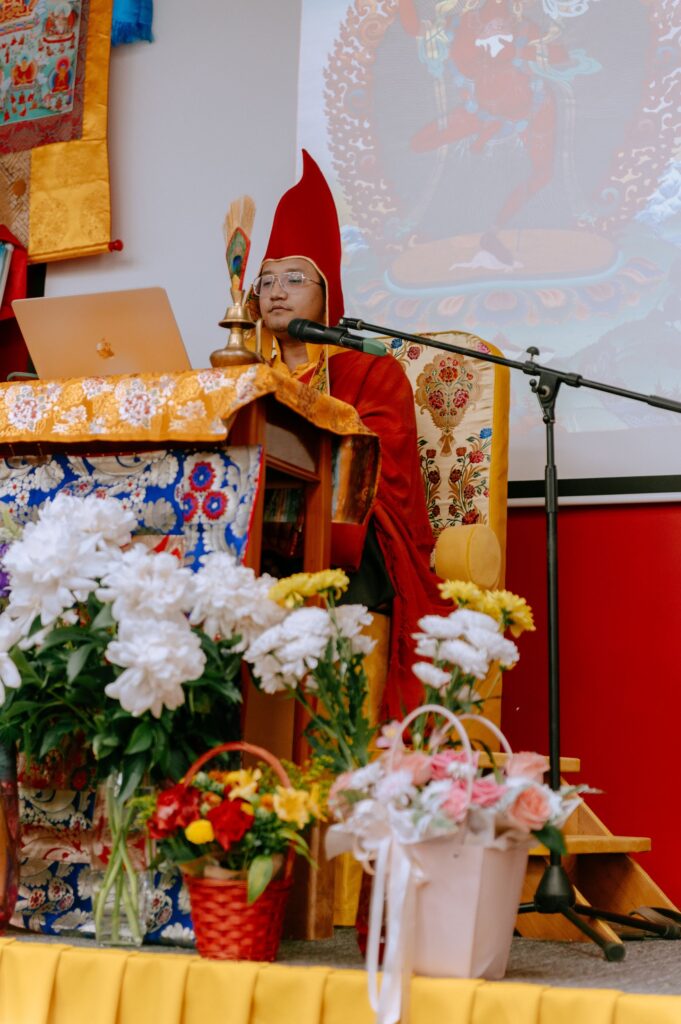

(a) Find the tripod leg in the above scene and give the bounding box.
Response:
[561,905,625,961]
[573,904,681,940]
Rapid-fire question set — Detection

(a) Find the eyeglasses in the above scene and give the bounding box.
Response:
[252,271,323,296]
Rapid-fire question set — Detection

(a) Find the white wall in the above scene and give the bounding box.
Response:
[45,0,302,368]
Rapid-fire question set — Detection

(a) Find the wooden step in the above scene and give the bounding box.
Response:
[529,834,651,856]
[477,753,580,772]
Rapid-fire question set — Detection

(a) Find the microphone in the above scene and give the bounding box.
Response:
[287,318,387,356]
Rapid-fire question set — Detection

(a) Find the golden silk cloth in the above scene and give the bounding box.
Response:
[0,939,677,1024]
[0,365,374,445]
[0,0,113,263]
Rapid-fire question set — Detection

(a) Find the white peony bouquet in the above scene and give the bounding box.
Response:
[0,493,285,798]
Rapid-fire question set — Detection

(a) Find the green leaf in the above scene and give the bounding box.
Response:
[38,719,75,759]
[66,644,94,683]
[92,732,121,759]
[532,824,566,856]
[124,721,154,755]
[91,603,115,631]
[9,649,42,685]
[118,754,147,804]
[247,855,274,904]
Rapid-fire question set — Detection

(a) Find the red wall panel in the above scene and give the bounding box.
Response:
[502,503,681,906]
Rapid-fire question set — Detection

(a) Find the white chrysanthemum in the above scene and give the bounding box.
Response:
[0,615,21,703]
[345,761,383,791]
[281,605,331,639]
[333,604,376,657]
[375,769,416,805]
[104,618,205,717]
[333,604,372,638]
[189,553,284,648]
[244,609,332,694]
[96,544,195,623]
[4,520,116,628]
[278,634,329,677]
[411,661,451,691]
[413,608,519,677]
[436,639,491,679]
[63,494,136,549]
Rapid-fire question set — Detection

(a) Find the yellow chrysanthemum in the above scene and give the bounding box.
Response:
[305,783,326,822]
[438,579,485,609]
[268,570,349,609]
[482,589,535,637]
[184,819,215,845]
[272,786,312,829]
[224,768,261,801]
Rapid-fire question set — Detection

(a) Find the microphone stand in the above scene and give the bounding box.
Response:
[340,315,681,958]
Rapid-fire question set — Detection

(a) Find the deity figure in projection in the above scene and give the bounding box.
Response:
[398,0,600,268]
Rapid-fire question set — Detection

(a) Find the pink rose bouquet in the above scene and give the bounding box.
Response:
[328,719,582,854]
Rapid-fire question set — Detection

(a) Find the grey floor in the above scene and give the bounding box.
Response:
[277,928,681,996]
[10,926,681,995]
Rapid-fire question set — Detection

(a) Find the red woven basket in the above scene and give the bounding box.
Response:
[181,740,295,961]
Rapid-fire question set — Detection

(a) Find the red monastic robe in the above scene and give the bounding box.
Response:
[317,349,450,719]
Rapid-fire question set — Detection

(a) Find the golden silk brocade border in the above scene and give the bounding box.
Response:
[0,365,377,448]
[0,939,677,1024]
[27,0,113,263]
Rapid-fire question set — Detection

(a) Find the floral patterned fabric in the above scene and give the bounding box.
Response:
[0,447,263,568]
[388,331,510,572]
[15,786,194,946]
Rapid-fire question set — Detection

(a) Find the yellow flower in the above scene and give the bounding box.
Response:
[438,579,485,609]
[481,589,535,637]
[272,786,312,829]
[268,570,349,608]
[184,819,215,845]
[305,783,326,822]
[224,768,261,801]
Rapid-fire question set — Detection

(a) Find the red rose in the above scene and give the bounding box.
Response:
[455,447,467,457]
[147,784,201,839]
[462,509,480,524]
[426,448,436,459]
[454,389,469,409]
[469,450,485,464]
[407,345,421,359]
[207,800,253,851]
[464,484,476,500]
[428,469,440,485]
[449,468,462,483]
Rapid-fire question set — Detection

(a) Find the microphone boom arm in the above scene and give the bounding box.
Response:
[339,317,681,414]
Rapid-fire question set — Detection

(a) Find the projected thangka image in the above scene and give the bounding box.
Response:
[297,0,681,487]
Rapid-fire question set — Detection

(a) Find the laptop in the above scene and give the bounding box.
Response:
[12,286,192,379]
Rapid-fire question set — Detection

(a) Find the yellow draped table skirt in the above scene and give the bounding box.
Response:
[0,939,679,1024]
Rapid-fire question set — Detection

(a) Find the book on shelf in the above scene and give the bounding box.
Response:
[0,242,14,310]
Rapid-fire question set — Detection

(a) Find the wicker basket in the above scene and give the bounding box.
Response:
[181,740,295,961]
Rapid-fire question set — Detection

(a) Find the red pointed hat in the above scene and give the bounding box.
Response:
[262,150,344,327]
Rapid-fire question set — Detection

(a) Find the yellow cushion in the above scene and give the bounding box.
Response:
[433,524,501,589]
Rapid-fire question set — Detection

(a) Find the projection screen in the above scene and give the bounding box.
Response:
[297,0,681,500]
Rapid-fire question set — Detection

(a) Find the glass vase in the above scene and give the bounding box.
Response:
[90,774,152,947]
[0,744,19,932]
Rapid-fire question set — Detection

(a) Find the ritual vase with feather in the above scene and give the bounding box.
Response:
[210,194,264,368]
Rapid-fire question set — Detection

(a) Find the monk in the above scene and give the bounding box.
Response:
[250,151,448,719]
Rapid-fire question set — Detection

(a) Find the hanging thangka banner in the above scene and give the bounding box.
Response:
[0,0,113,263]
